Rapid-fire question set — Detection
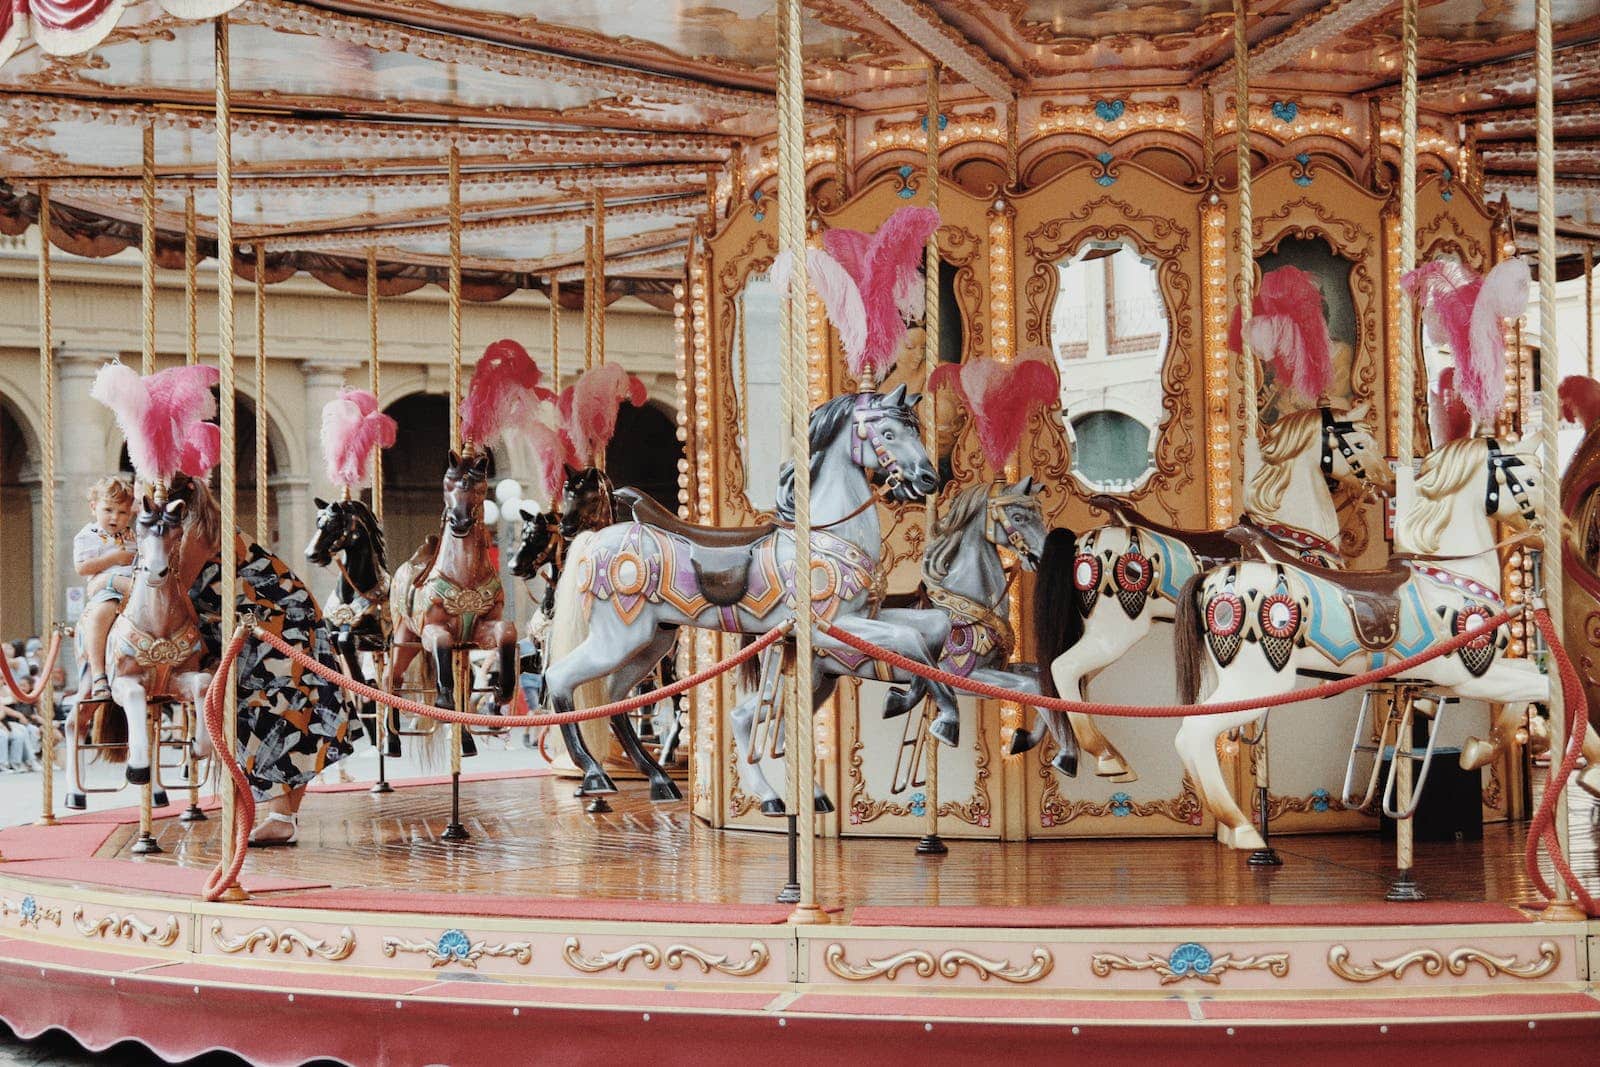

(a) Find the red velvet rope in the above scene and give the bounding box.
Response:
[818,610,1517,717]
[1523,607,1598,915]
[0,631,64,706]
[202,620,789,900]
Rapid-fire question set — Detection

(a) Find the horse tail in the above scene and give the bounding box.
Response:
[88,701,129,766]
[1033,527,1082,699]
[1174,572,1207,706]
[545,532,613,753]
[738,633,761,691]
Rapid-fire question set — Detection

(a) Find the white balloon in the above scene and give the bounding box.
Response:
[494,478,524,506]
[483,500,501,526]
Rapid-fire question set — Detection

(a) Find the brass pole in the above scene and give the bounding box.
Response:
[36,184,56,827]
[141,125,157,377]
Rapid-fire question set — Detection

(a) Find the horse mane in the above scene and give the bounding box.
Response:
[921,483,991,586]
[1244,408,1322,515]
[1396,437,1488,555]
[347,498,387,573]
[775,394,870,523]
[177,475,222,554]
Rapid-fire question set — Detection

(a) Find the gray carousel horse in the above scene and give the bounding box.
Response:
[543,386,944,806]
[731,478,1055,814]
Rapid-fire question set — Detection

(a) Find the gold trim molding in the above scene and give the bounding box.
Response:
[1327,942,1560,983]
[71,908,179,948]
[561,937,770,977]
[1090,944,1289,985]
[208,920,356,962]
[381,931,532,969]
[823,943,1053,984]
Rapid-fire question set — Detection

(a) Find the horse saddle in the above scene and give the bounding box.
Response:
[1226,527,1410,649]
[615,487,776,606]
[405,534,441,590]
[1089,494,1239,563]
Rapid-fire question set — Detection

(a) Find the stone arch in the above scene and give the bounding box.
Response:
[0,395,39,636]
[606,399,683,508]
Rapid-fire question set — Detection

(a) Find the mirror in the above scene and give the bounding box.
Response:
[1254,236,1358,424]
[732,271,785,510]
[1050,240,1170,491]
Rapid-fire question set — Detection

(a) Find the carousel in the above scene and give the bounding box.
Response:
[0,0,1597,1061]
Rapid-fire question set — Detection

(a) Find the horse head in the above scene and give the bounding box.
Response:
[986,477,1048,571]
[133,496,187,588]
[1320,403,1392,496]
[559,464,615,539]
[854,384,938,501]
[306,497,359,567]
[442,448,492,537]
[512,505,562,578]
[1485,437,1541,528]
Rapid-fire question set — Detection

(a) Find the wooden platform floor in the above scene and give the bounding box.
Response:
[92,771,1600,911]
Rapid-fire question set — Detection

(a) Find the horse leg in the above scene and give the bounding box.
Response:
[1578,722,1600,798]
[63,703,87,810]
[423,623,476,758]
[1460,702,1530,772]
[1175,670,1288,851]
[334,628,376,735]
[730,687,785,814]
[384,634,423,757]
[1049,611,1139,779]
[602,630,682,802]
[110,676,151,786]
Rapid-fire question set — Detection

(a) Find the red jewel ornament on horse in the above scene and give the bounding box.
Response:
[70,361,221,806]
[388,340,552,727]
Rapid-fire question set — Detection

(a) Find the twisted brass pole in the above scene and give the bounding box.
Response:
[185,192,197,366]
[448,142,462,454]
[255,245,268,546]
[367,249,382,524]
[142,124,156,377]
[919,62,945,857]
[37,184,56,827]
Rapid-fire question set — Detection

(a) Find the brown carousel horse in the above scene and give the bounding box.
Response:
[386,449,519,746]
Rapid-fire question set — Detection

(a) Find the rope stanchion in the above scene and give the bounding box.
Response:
[0,632,63,706]
[1524,607,1598,915]
[200,620,790,899]
[818,610,1516,718]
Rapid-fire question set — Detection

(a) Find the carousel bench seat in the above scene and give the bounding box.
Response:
[613,487,777,549]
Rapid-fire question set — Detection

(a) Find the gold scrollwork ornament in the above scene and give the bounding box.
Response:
[72,908,180,947]
[209,920,356,962]
[1327,942,1560,983]
[563,937,770,977]
[823,943,1053,984]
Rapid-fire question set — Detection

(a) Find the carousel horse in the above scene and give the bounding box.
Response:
[387,450,519,749]
[1022,405,1390,781]
[544,386,944,802]
[305,495,393,751]
[730,478,1051,814]
[65,496,211,808]
[1170,435,1544,849]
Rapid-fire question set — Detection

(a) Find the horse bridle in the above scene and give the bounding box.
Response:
[1320,408,1369,483]
[1485,438,1536,521]
[850,394,918,490]
[985,488,1037,561]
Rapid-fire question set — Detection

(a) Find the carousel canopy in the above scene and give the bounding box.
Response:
[3,0,1599,297]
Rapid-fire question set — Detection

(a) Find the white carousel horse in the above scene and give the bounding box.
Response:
[543,386,945,805]
[1024,405,1389,780]
[66,496,212,808]
[1172,436,1544,848]
[729,478,1051,814]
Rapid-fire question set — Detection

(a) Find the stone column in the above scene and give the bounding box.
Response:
[272,474,314,584]
[55,347,121,631]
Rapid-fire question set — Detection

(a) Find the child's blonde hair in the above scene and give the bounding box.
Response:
[88,475,134,511]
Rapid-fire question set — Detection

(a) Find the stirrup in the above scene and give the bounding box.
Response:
[89,674,110,701]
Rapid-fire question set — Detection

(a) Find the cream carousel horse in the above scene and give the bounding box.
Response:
[1172,436,1544,848]
[544,386,943,801]
[1023,405,1390,780]
[66,495,211,807]
[729,478,1050,814]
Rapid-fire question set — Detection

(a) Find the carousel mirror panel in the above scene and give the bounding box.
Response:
[1051,240,1172,492]
[1254,236,1360,424]
[732,271,786,511]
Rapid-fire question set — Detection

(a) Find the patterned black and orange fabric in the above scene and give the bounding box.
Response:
[193,535,362,799]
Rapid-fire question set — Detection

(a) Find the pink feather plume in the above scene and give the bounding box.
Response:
[460,339,553,449]
[1428,367,1472,446]
[524,419,572,511]
[559,363,647,465]
[1402,257,1527,425]
[91,362,220,484]
[1226,266,1333,403]
[804,249,867,367]
[321,388,397,490]
[817,206,940,383]
[1560,375,1600,431]
[930,348,1060,471]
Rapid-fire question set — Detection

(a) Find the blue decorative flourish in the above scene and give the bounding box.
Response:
[919,113,949,132]
[1441,166,1454,201]
[1271,100,1299,125]
[436,929,472,962]
[1168,942,1215,978]
[1094,152,1118,187]
[1292,153,1314,187]
[752,188,765,222]
[1310,788,1331,813]
[897,164,916,199]
[1109,791,1133,816]
[19,897,35,922]
[908,792,927,817]
[1094,99,1126,123]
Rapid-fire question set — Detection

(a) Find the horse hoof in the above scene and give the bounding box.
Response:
[152,790,169,809]
[1096,755,1137,782]
[579,772,618,796]
[649,778,684,802]
[1459,736,1498,771]
[760,798,786,817]
[1007,728,1037,756]
[460,732,478,758]
[1051,748,1079,778]
[1219,823,1266,851]
[928,718,959,748]
[126,765,150,786]
[385,734,403,758]
[814,793,835,815]
[65,792,87,811]
[882,688,912,719]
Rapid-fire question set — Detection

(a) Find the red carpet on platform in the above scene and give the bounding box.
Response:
[0,823,117,861]
[849,901,1534,927]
